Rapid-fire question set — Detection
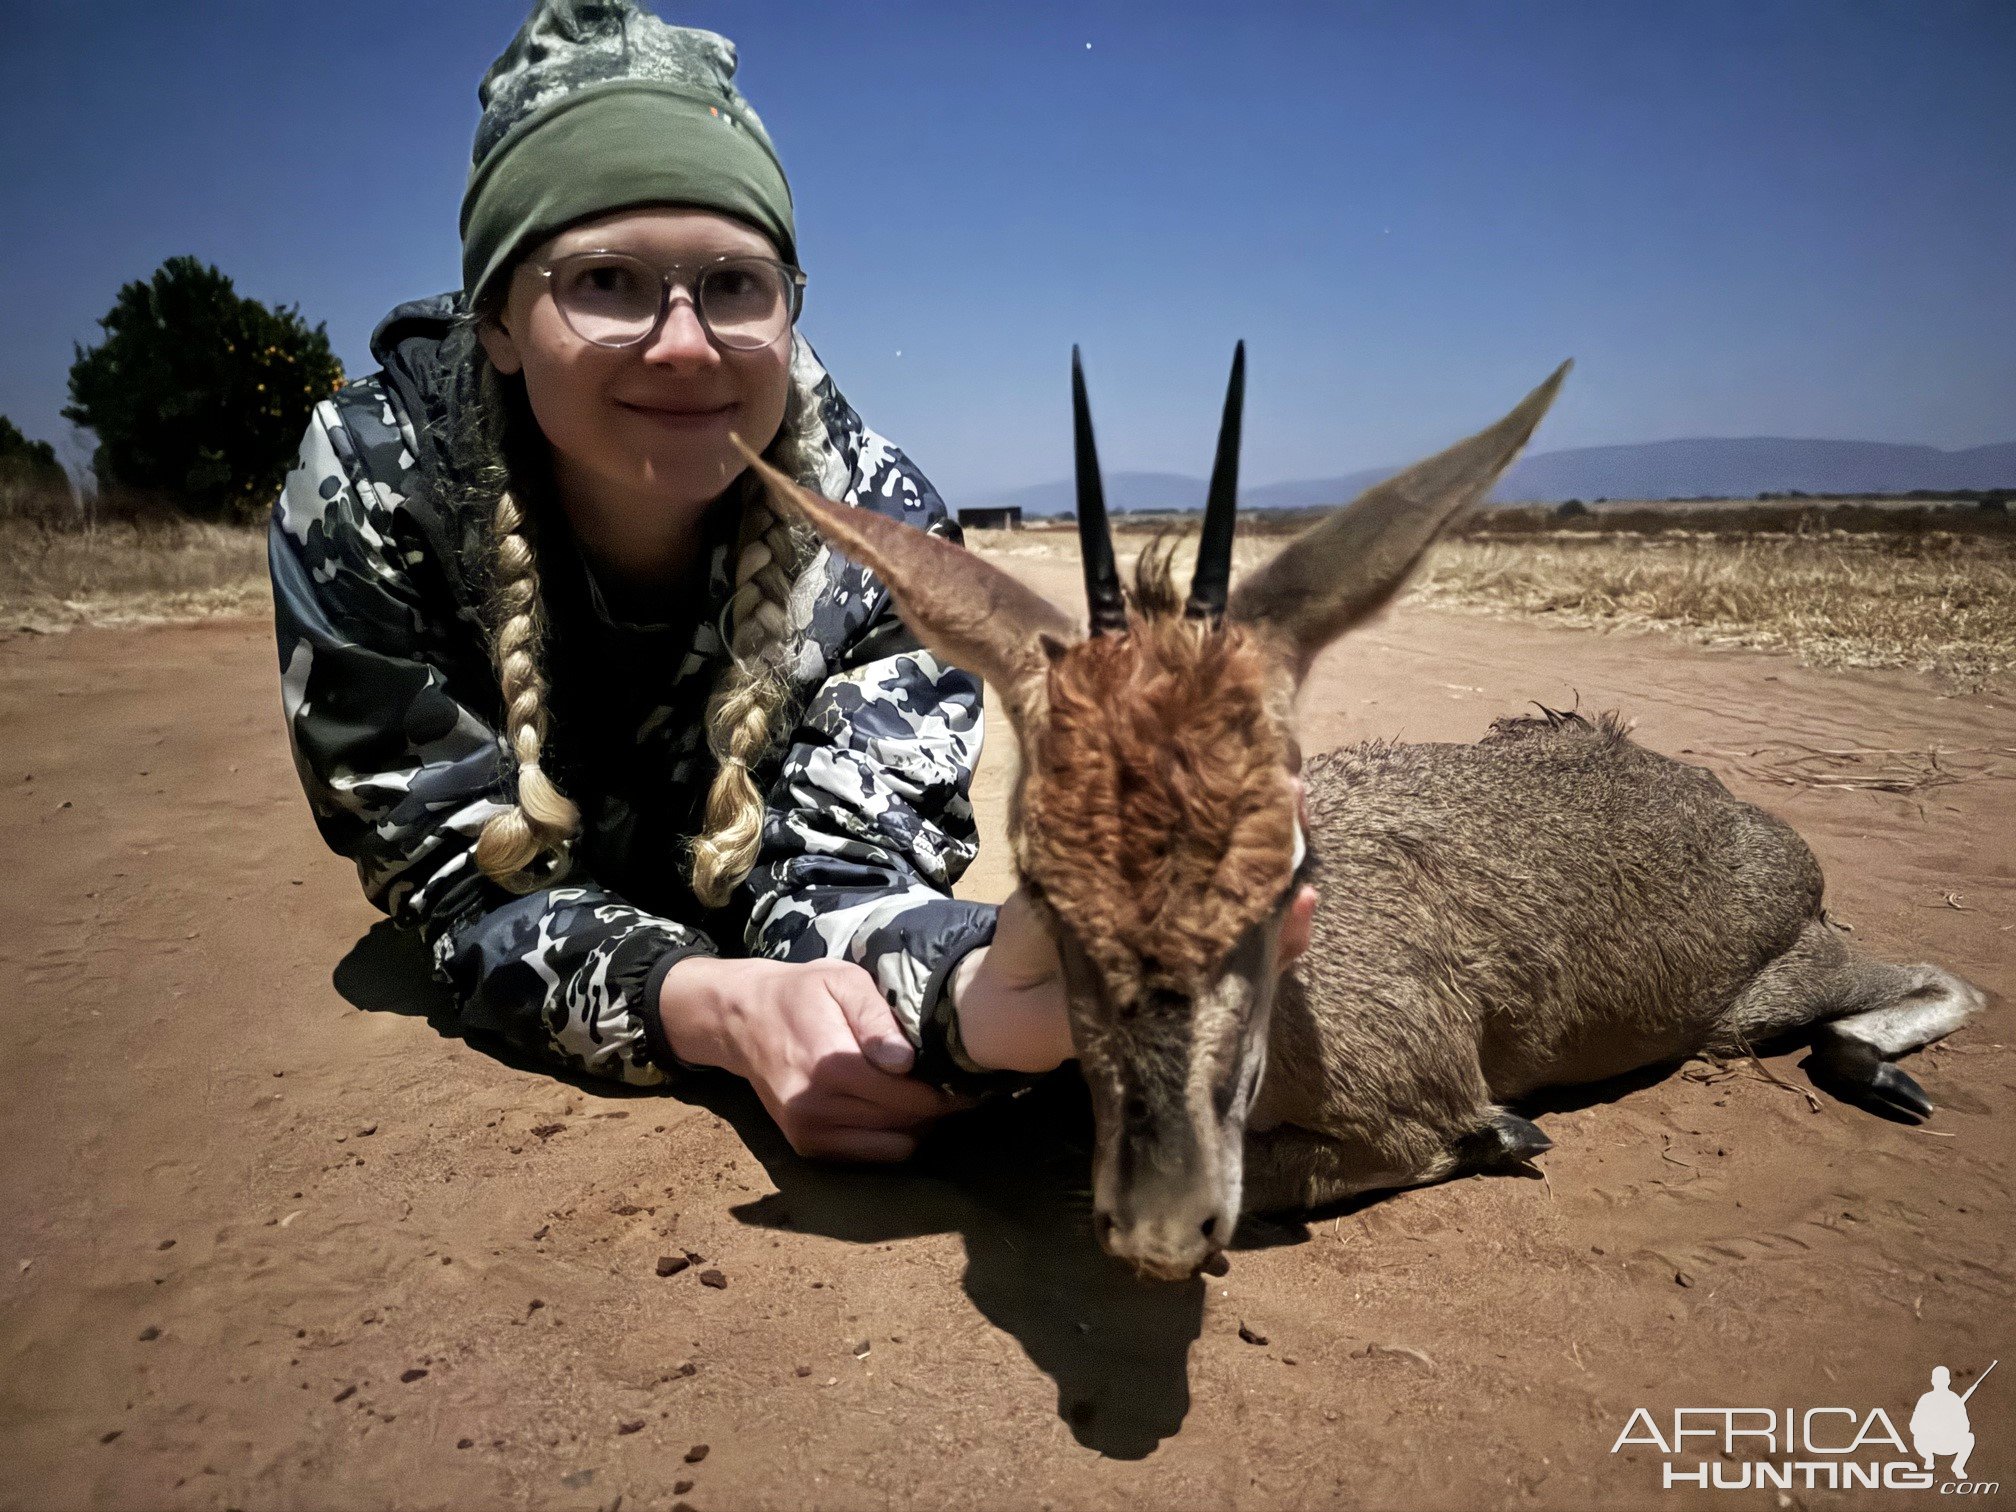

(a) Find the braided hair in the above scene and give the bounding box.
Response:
[455,309,818,899]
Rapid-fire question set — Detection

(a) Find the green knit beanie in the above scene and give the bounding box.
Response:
[459,0,797,309]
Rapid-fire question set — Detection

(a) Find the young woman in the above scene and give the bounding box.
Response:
[269,0,1077,1162]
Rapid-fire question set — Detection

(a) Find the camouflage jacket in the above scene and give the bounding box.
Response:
[269,295,1001,1089]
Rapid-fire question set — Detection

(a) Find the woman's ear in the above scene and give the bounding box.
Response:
[476,309,524,376]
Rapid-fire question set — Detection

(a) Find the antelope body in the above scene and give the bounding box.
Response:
[737,352,1985,1283]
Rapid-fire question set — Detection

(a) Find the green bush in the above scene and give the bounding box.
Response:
[63,256,344,523]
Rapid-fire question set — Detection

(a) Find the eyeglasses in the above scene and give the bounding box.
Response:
[537,250,807,352]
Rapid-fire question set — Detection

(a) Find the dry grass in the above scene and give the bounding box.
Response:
[0,517,269,634]
[7,501,2011,692]
[1408,532,2016,689]
[969,523,2016,690]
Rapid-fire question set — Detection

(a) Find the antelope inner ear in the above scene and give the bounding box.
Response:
[731,434,1080,723]
[1038,633,1071,665]
[1229,361,1569,684]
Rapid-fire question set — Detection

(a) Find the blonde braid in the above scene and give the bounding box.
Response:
[688,487,807,906]
[475,484,582,892]
[688,388,816,908]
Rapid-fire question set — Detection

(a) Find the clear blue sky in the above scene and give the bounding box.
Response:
[4,1,2012,499]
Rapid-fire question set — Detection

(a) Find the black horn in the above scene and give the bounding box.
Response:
[1185,340,1245,624]
[1072,346,1128,636]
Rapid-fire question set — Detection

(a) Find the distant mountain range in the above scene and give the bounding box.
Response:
[968,437,2016,515]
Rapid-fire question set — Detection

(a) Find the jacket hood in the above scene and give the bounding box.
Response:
[363,292,508,616]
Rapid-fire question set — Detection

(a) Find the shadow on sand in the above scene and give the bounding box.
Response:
[336,920,1887,1455]
[332,920,1206,1455]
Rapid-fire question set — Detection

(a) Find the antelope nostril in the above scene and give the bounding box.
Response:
[1200,1216,1219,1240]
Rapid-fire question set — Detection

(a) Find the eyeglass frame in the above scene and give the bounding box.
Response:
[534,249,808,353]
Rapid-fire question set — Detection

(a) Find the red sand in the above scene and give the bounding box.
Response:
[2,569,2009,1510]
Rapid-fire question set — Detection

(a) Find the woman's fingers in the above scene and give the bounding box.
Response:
[820,1054,970,1116]
[987,887,1062,988]
[820,962,918,1074]
[815,1088,960,1131]
[795,1126,919,1163]
[1280,883,1319,966]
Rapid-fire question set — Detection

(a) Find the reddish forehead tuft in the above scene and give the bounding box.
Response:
[1020,616,1296,995]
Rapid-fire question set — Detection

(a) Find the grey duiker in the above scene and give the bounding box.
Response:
[736,352,1982,1282]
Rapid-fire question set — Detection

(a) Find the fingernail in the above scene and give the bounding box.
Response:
[867,1038,913,1071]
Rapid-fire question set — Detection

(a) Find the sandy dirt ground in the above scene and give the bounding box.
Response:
[2,547,2011,1511]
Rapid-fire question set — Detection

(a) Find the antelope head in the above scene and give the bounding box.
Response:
[736,349,1567,1279]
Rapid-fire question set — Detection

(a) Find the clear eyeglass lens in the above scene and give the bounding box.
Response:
[697,263,789,348]
[551,254,794,350]
[552,255,661,345]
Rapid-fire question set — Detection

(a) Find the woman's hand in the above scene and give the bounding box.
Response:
[952,775,1320,1075]
[658,955,970,1162]
[949,886,1073,1074]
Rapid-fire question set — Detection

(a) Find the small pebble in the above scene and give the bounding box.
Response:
[617,1419,645,1436]
[656,1255,691,1278]
[137,1326,161,1342]
[698,1269,727,1290]
[333,1386,356,1403]
[100,1430,122,1445]
[156,1239,176,1252]
[795,1365,811,1378]
[1675,1271,1694,1288]
[400,1368,428,1383]
[674,1478,694,1494]
[678,1363,697,1378]
[684,1443,709,1464]
[456,1438,473,1450]
[356,1125,377,1138]
[532,1225,549,1240]
[1237,1322,1269,1347]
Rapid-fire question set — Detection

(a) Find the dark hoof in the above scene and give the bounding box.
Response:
[1457,1111,1554,1173]
[1810,1035,1934,1121]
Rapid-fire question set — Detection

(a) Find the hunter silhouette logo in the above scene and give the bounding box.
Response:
[1610,1360,1998,1493]
[1912,1362,1992,1482]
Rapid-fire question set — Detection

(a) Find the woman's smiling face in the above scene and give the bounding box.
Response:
[478,205,796,520]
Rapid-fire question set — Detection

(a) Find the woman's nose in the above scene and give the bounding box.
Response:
[640,294,717,366]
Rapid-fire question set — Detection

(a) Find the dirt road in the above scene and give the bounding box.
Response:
[2,555,2010,1510]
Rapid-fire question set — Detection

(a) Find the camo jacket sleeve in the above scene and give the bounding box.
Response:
[743,431,1008,1091]
[268,383,706,1087]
